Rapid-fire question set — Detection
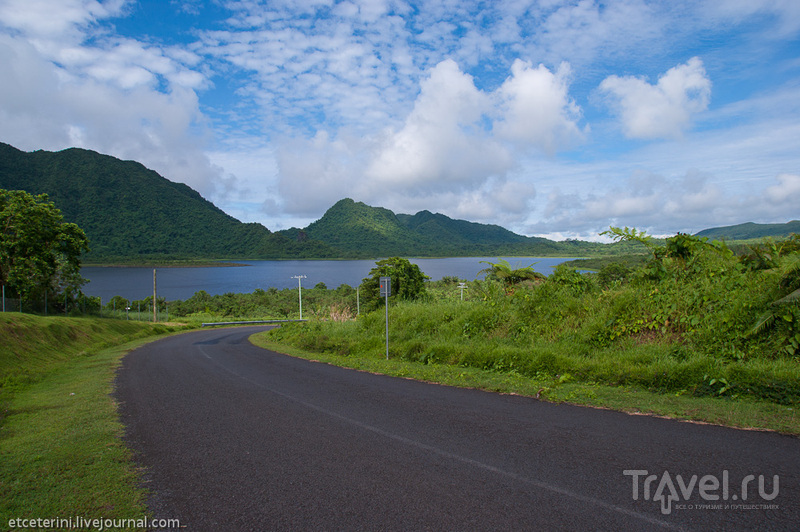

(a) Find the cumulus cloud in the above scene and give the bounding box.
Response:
[494,59,585,154]
[275,130,371,216]
[365,59,511,191]
[273,59,583,221]
[599,57,711,139]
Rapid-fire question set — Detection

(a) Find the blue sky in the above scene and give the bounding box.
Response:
[1,0,798,240]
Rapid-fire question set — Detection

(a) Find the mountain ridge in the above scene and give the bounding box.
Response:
[276,198,567,257]
[1,142,797,261]
[694,220,800,240]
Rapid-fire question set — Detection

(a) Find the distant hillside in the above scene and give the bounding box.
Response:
[695,221,800,240]
[0,143,335,260]
[8,142,748,262]
[279,198,594,257]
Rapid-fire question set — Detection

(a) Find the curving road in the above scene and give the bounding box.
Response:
[115,326,799,531]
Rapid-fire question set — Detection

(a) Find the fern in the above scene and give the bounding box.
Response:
[748,311,777,337]
[773,288,800,306]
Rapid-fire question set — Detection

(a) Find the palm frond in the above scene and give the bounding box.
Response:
[773,288,800,307]
[748,310,777,337]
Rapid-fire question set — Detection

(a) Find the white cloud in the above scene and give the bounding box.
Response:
[271,58,589,225]
[533,0,665,66]
[0,0,126,40]
[599,57,711,139]
[528,168,800,239]
[494,59,585,154]
[765,173,800,205]
[708,0,800,36]
[365,59,511,190]
[0,0,227,201]
[275,130,371,216]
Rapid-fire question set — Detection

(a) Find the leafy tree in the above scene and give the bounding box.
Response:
[548,264,594,294]
[597,262,632,288]
[478,259,545,287]
[360,257,429,310]
[0,189,89,302]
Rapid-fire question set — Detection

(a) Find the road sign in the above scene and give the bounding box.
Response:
[380,276,391,297]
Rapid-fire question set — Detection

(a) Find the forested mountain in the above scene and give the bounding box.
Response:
[0,143,335,260]
[278,198,588,257]
[695,221,800,240]
[2,142,796,262]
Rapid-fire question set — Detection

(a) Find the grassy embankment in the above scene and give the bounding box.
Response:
[0,313,186,528]
[252,241,800,435]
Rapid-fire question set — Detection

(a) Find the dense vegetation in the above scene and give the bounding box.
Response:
[1,189,89,309]
[262,232,800,406]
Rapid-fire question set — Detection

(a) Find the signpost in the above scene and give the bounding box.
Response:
[291,275,307,319]
[458,282,467,301]
[380,276,391,359]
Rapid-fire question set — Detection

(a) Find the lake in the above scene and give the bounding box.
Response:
[81,257,578,302]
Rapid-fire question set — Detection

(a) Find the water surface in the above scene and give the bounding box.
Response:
[81,257,576,301]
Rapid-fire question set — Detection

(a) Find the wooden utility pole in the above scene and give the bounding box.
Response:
[153,269,157,322]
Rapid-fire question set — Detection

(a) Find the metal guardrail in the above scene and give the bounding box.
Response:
[201,319,308,327]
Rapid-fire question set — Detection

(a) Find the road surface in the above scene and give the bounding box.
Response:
[115,326,799,531]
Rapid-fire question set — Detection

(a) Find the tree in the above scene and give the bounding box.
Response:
[0,189,90,303]
[478,259,545,287]
[359,257,429,311]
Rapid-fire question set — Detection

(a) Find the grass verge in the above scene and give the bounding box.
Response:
[250,333,799,436]
[0,314,189,529]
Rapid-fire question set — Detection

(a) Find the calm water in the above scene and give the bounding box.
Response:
[81,257,577,301]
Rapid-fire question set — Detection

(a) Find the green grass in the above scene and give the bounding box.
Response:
[0,314,188,529]
[252,247,800,435]
[250,334,800,435]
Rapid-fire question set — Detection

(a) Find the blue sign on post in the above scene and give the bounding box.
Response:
[380,276,391,296]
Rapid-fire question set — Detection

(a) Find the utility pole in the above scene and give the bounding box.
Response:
[153,269,158,322]
[380,277,391,360]
[291,275,307,319]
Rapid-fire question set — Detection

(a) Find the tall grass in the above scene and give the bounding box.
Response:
[267,245,800,406]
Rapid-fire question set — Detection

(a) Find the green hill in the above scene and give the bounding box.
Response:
[279,198,583,257]
[0,143,334,261]
[695,221,800,240]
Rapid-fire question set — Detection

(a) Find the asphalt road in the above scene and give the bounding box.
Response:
[115,326,799,531]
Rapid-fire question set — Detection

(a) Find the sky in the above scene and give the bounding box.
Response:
[0,0,798,241]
